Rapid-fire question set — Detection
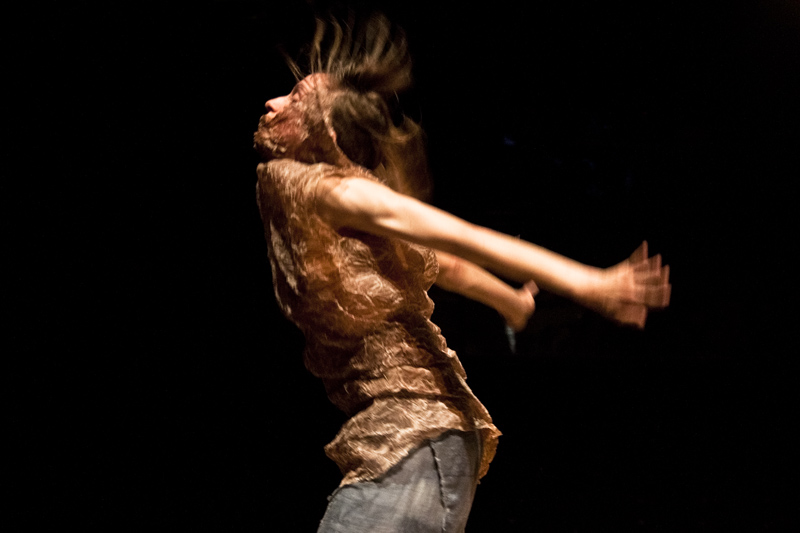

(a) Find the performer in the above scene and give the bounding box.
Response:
[254,15,670,533]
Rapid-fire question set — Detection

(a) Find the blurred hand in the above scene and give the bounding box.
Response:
[580,241,671,329]
[502,280,539,332]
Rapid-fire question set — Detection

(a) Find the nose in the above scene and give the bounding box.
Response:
[265,95,289,114]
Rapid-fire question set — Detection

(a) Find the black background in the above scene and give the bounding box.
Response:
[9,0,798,530]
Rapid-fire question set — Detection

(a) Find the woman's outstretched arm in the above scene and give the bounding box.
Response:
[315,175,670,328]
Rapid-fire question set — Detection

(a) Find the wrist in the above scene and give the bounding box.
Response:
[501,283,536,332]
[568,265,602,301]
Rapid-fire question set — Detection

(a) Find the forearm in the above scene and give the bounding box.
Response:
[435,251,533,326]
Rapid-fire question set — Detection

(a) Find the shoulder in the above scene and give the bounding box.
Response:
[257,159,378,195]
[257,159,316,184]
[257,159,357,187]
[257,160,378,221]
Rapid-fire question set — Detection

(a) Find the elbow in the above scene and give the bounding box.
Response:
[435,252,474,292]
[435,251,457,282]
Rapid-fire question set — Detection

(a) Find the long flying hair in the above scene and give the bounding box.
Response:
[286,14,432,200]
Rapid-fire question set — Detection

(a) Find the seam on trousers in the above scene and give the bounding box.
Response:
[429,440,448,533]
[317,485,346,532]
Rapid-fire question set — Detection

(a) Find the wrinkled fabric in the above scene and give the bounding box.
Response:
[257,159,500,486]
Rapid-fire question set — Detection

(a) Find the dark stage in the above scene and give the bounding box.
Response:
[9,1,797,530]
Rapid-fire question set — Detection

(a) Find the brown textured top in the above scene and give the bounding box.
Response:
[256,159,500,486]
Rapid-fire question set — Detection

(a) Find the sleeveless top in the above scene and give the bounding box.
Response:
[257,158,500,486]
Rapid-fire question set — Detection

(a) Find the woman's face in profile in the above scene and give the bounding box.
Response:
[254,74,333,162]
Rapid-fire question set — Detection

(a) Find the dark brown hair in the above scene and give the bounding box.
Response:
[287,14,432,200]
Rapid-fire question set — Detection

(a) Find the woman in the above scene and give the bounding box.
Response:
[254,15,670,533]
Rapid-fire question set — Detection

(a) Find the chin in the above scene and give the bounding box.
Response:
[253,131,288,162]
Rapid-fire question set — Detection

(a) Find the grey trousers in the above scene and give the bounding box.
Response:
[317,430,482,533]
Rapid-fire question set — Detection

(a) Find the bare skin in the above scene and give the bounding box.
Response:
[257,75,671,330]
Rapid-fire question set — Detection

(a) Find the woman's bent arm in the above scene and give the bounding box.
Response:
[435,250,538,331]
